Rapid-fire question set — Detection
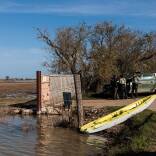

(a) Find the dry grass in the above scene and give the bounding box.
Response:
[107,109,156,155]
[0,80,36,94]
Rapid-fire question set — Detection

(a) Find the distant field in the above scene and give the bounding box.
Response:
[0,80,36,105]
[0,80,36,94]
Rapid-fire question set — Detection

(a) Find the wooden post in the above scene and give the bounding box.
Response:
[36,71,41,113]
[73,74,84,128]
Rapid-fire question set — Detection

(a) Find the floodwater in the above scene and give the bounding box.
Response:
[0,115,106,156]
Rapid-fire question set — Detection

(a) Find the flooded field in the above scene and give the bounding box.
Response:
[0,115,105,156]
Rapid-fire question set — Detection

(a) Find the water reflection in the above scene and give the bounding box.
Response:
[0,115,105,156]
[0,115,36,156]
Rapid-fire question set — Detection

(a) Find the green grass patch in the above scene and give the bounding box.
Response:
[108,109,156,155]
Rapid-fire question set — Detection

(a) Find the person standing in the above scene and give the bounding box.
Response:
[132,74,140,98]
[119,75,127,99]
[111,75,119,99]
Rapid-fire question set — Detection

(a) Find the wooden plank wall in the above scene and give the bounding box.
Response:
[40,74,75,114]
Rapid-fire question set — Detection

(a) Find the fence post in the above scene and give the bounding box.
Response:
[36,71,41,113]
[73,74,84,128]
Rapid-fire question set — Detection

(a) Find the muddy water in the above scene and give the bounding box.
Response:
[0,115,106,156]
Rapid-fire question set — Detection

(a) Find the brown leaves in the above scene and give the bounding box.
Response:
[37,22,156,92]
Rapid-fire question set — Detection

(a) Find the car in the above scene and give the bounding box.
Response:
[137,73,156,93]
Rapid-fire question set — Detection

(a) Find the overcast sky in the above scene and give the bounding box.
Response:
[0,0,156,78]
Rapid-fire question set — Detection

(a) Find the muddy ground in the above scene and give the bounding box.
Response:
[83,97,156,111]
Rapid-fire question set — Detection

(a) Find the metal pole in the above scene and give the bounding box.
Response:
[36,71,41,113]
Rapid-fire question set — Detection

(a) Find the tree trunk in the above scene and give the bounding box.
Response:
[73,74,84,128]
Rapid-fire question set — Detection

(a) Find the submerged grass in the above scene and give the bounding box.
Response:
[108,109,156,155]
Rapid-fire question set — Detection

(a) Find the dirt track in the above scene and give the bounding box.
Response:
[83,97,156,111]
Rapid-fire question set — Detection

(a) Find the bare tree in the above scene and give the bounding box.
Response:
[37,24,88,128]
[37,21,156,103]
[88,22,119,92]
[88,22,156,92]
[138,33,156,72]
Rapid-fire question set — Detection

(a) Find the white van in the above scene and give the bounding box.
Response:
[138,73,156,93]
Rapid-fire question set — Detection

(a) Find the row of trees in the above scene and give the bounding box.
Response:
[37,22,156,93]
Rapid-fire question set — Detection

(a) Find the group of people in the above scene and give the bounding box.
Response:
[111,74,140,99]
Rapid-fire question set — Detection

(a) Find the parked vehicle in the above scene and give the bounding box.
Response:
[103,73,156,98]
[137,73,156,93]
